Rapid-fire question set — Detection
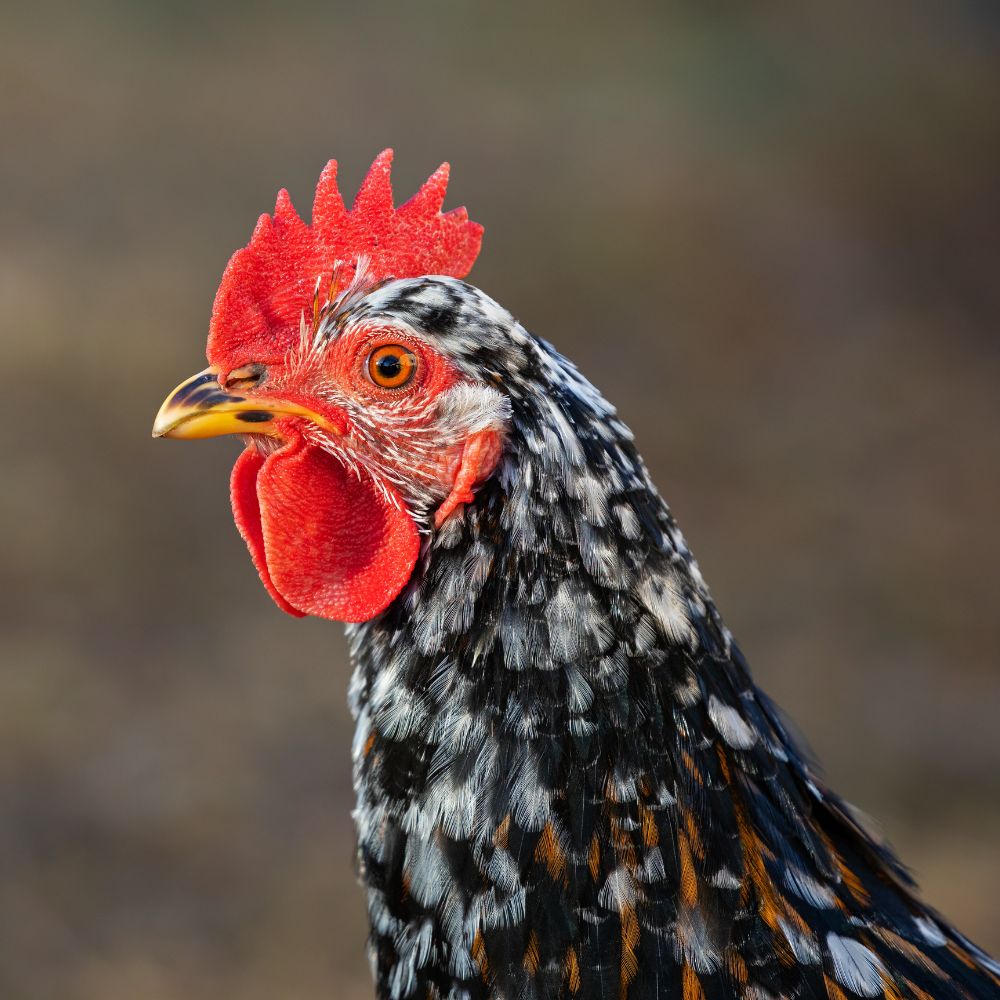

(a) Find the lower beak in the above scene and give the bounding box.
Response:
[152,367,340,440]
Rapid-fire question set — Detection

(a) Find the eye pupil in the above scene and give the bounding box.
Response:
[368,345,416,388]
[376,354,402,379]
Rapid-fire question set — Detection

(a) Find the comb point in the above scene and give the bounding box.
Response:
[312,159,346,229]
[273,188,304,231]
[352,148,395,216]
[400,162,450,218]
[250,213,273,242]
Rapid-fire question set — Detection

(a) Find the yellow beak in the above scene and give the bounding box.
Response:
[152,367,341,440]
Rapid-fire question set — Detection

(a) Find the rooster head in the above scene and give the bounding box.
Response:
[153,151,508,623]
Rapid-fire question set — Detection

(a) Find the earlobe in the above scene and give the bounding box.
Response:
[433,429,504,529]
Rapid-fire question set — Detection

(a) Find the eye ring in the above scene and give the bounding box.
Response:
[367,345,417,389]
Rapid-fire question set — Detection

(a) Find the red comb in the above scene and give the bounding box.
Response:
[207,149,483,369]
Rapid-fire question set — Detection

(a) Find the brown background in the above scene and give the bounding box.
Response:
[2,2,998,997]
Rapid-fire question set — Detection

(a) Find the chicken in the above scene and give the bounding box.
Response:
[153,151,1000,1000]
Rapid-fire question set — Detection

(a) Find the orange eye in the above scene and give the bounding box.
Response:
[367,345,417,389]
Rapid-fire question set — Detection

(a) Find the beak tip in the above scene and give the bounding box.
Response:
[151,415,173,439]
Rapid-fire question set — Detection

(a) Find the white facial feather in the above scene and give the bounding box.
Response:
[435,381,511,437]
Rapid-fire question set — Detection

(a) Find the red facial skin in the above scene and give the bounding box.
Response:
[221,325,502,623]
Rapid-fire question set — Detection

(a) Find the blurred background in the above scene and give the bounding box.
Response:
[2,1,999,996]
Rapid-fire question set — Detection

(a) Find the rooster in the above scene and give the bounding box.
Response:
[153,152,1000,1000]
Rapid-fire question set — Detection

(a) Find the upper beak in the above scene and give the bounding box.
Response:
[152,366,341,440]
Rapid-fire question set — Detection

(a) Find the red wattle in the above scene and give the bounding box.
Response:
[229,440,420,623]
[231,448,304,617]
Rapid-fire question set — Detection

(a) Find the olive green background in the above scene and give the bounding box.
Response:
[2,2,999,997]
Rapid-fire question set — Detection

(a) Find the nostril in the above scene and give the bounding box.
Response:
[223,363,267,392]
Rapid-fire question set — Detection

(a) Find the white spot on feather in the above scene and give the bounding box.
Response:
[707,695,758,750]
[639,846,666,883]
[638,573,695,645]
[599,867,638,911]
[779,919,821,964]
[709,867,742,890]
[567,470,609,526]
[564,661,594,712]
[826,933,885,997]
[480,887,526,929]
[614,502,641,540]
[783,865,836,908]
[674,907,722,974]
[544,579,613,662]
[913,915,947,947]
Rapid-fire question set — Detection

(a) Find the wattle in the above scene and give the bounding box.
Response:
[229,435,420,623]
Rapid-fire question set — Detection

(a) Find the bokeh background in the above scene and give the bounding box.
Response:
[2,2,999,997]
